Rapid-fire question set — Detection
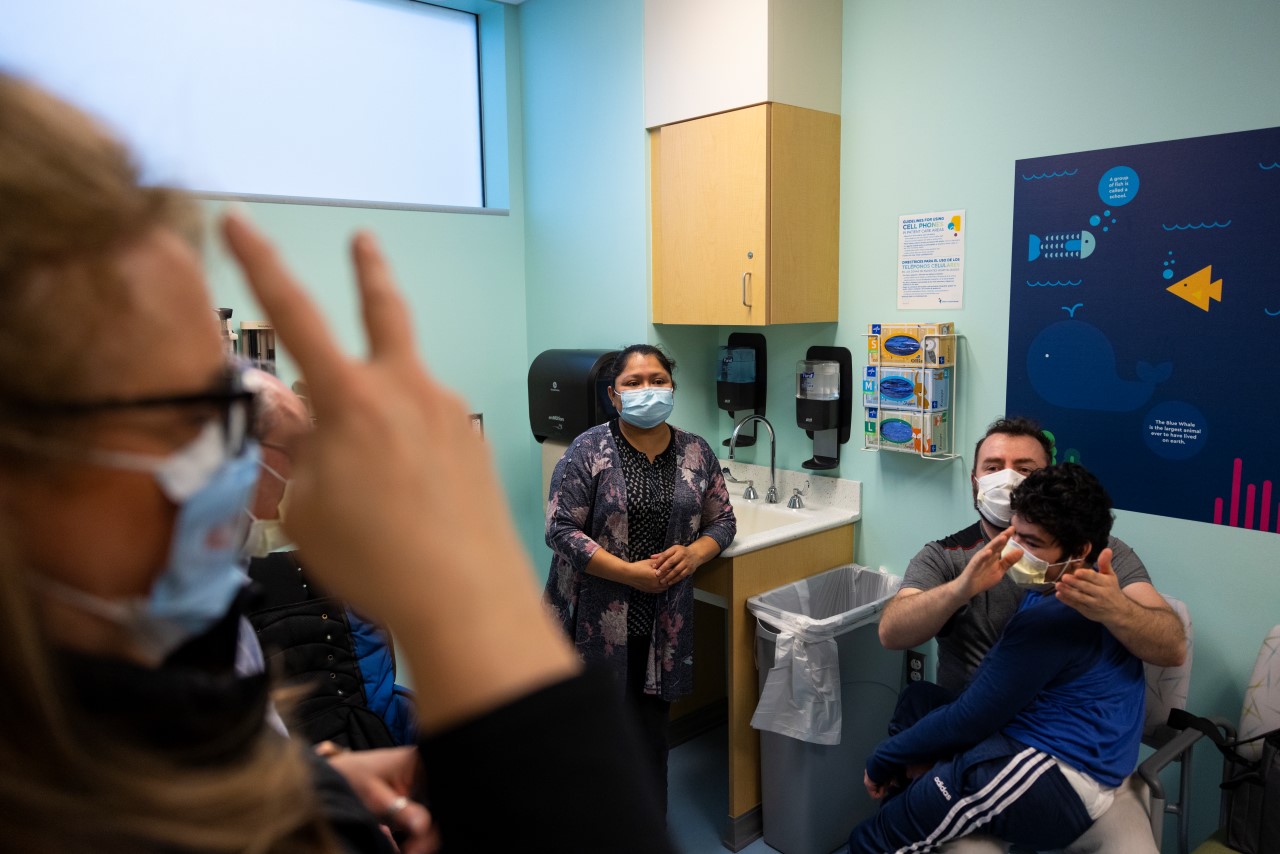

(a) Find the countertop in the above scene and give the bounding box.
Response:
[715,459,860,557]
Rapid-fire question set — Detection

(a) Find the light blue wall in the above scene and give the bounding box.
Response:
[834,6,1280,844]
[518,0,722,573]
[517,0,1280,845]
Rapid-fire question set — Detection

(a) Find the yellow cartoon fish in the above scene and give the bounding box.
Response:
[1166,264,1222,311]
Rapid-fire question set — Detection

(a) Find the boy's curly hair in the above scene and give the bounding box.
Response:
[1010,462,1113,562]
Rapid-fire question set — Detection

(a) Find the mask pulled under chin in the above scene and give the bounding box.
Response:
[33,577,212,667]
[975,468,1026,527]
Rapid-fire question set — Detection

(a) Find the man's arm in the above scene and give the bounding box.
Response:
[1054,548,1187,667]
[867,599,1074,785]
[879,586,968,650]
[879,528,1017,650]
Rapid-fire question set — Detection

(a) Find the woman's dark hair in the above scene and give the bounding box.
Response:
[973,416,1054,469]
[609,344,677,389]
[1010,462,1114,563]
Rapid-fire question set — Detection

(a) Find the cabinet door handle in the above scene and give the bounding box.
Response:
[741,271,751,307]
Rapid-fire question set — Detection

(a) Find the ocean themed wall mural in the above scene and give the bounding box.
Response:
[1006,127,1280,534]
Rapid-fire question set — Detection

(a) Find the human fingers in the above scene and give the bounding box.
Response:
[329,746,419,792]
[962,529,1015,592]
[383,796,438,854]
[220,212,350,408]
[651,546,679,575]
[864,771,885,800]
[990,527,1015,552]
[969,528,1013,571]
[1055,569,1113,608]
[1095,547,1115,576]
[991,529,1021,568]
[313,740,343,759]
[351,231,416,363]
[326,747,439,850]
[1058,568,1098,590]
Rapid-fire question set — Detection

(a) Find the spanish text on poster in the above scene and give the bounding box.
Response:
[898,210,965,310]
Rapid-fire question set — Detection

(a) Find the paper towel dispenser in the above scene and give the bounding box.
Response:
[528,349,620,443]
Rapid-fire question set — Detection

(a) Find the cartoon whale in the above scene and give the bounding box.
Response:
[1026,320,1172,411]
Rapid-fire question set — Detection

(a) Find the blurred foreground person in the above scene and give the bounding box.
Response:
[0,72,671,853]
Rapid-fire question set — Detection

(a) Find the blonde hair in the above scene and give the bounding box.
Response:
[0,73,340,852]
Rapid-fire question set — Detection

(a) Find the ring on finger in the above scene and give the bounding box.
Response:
[383,795,409,824]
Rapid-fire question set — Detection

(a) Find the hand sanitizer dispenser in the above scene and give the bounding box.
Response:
[716,332,767,447]
[796,346,852,470]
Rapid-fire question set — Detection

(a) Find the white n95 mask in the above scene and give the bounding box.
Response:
[1001,539,1072,591]
[975,469,1026,527]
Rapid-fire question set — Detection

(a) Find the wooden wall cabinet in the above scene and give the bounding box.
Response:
[651,102,839,326]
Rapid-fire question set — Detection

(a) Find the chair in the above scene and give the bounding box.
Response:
[961,595,1197,854]
[1181,624,1280,854]
[1133,595,1196,854]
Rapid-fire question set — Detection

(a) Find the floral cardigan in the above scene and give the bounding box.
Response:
[543,422,737,701]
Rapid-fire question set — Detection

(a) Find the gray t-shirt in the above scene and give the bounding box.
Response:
[902,520,1152,695]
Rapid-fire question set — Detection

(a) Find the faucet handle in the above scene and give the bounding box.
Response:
[785,480,810,509]
[723,467,759,500]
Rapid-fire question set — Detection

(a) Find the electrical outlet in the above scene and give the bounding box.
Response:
[469,413,484,436]
[904,649,927,687]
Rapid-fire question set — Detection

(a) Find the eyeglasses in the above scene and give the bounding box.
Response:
[4,366,259,457]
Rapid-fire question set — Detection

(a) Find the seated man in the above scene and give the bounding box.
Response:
[241,369,415,749]
[849,464,1145,853]
[878,417,1182,853]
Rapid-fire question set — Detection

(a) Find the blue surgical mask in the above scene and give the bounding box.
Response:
[615,387,674,429]
[38,422,260,664]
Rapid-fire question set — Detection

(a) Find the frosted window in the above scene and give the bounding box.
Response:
[0,0,484,208]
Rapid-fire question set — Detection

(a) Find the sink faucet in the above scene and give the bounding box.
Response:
[729,415,778,503]
[721,467,758,501]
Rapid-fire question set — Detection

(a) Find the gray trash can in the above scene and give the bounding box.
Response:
[748,564,902,854]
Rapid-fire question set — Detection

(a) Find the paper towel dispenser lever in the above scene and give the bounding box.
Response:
[528,349,620,443]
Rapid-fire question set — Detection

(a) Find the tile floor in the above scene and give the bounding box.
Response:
[667,724,777,854]
[666,725,850,854]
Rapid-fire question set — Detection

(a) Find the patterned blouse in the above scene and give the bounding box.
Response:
[543,421,737,701]
[610,420,677,638]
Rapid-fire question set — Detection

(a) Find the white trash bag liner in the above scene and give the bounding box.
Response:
[748,564,901,745]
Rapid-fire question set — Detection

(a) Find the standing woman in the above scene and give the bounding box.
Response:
[544,344,736,809]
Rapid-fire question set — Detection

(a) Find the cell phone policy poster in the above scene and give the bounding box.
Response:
[1005,127,1280,535]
